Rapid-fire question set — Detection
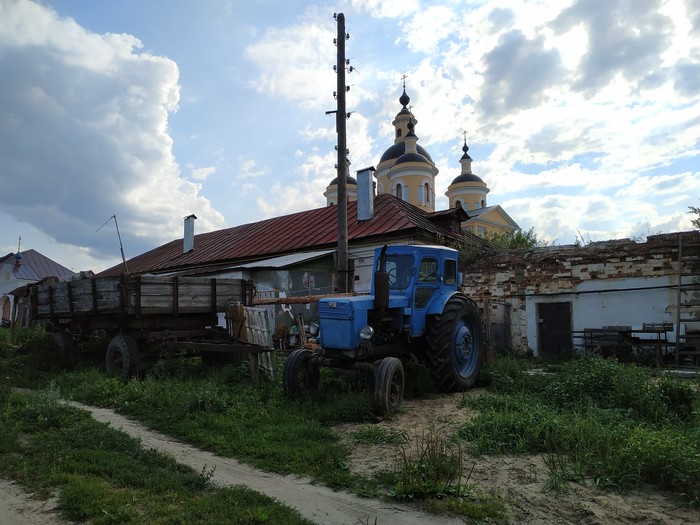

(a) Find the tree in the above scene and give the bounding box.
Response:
[484,227,546,250]
[689,205,700,229]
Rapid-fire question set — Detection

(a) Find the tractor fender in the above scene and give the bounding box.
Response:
[425,290,469,317]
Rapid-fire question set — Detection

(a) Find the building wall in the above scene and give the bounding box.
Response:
[461,232,700,356]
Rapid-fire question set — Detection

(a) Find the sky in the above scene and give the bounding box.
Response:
[0,0,699,273]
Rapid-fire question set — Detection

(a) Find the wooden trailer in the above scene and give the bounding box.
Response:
[28,275,274,378]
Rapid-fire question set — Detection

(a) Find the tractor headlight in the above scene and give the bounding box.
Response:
[307,323,320,337]
[359,325,374,341]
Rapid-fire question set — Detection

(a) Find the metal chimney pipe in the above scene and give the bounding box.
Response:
[357,166,375,221]
[183,214,197,253]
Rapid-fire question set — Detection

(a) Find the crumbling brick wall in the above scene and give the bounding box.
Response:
[461,231,699,354]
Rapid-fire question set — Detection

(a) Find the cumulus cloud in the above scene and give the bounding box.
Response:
[243,9,336,111]
[552,0,674,95]
[480,30,565,118]
[0,1,225,262]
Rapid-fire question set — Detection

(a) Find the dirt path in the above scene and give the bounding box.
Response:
[0,479,70,525]
[72,403,464,525]
[4,394,700,525]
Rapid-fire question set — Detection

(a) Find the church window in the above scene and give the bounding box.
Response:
[424,183,430,204]
[396,184,403,200]
[396,129,402,138]
[481,199,486,208]
[455,199,462,209]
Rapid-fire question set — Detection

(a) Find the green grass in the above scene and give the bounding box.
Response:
[461,356,700,501]
[0,386,312,525]
[10,328,697,519]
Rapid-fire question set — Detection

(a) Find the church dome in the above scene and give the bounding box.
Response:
[328,175,357,186]
[451,172,484,184]
[394,152,431,166]
[380,143,433,163]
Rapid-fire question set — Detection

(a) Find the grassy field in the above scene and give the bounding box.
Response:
[1,326,699,524]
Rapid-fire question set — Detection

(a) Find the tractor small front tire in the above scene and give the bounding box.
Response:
[105,335,140,378]
[283,348,320,397]
[374,357,404,416]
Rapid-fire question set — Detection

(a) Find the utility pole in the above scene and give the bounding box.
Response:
[334,12,349,293]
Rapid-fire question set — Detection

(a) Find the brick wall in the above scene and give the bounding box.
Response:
[461,231,700,354]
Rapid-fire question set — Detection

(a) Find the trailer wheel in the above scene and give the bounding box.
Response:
[51,331,75,368]
[426,294,484,392]
[106,335,140,378]
[283,348,320,397]
[374,357,404,416]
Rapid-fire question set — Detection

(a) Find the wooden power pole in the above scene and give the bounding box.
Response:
[335,13,349,293]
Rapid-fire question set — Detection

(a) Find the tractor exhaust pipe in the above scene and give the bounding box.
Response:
[374,245,389,313]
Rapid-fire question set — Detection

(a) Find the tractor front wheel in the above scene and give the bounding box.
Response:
[283,348,320,397]
[426,294,484,392]
[373,357,404,416]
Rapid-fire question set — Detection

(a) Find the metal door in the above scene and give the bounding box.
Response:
[537,302,572,358]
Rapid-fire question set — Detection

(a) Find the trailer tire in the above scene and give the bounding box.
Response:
[283,348,320,397]
[51,331,75,368]
[106,335,140,378]
[426,294,484,392]
[374,357,404,416]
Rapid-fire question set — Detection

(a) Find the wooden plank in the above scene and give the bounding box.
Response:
[252,292,354,305]
[243,305,277,382]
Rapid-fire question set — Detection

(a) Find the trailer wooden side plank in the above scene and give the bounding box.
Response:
[34,277,123,317]
[31,276,248,320]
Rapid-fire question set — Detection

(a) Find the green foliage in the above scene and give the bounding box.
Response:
[689,205,700,229]
[459,355,700,502]
[352,425,409,445]
[383,426,506,519]
[389,427,465,499]
[47,359,370,490]
[0,387,313,525]
[484,227,547,250]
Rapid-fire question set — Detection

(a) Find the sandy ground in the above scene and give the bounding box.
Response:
[2,393,700,525]
[337,391,700,525]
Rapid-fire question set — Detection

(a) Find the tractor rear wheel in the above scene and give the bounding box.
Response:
[426,294,484,392]
[283,348,320,397]
[373,357,404,416]
[105,335,140,378]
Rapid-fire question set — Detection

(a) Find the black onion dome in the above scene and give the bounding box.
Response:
[394,152,430,166]
[399,88,410,108]
[451,172,483,184]
[329,175,357,185]
[461,140,473,161]
[380,143,433,163]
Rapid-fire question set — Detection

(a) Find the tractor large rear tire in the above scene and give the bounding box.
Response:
[283,348,320,397]
[374,357,404,416]
[426,294,484,392]
[105,335,140,378]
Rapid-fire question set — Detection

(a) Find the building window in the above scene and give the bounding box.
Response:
[396,129,402,138]
[455,199,462,209]
[481,199,486,208]
[396,183,403,200]
[424,183,430,205]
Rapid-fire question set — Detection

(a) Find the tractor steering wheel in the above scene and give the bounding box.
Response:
[388,267,398,286]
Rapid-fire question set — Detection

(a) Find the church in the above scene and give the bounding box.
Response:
[324,86,519,237]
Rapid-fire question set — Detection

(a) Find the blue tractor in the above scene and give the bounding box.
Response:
[282,244,485,415]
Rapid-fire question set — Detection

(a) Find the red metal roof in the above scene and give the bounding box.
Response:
[2,249,74,281]
[98,194,469,277]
